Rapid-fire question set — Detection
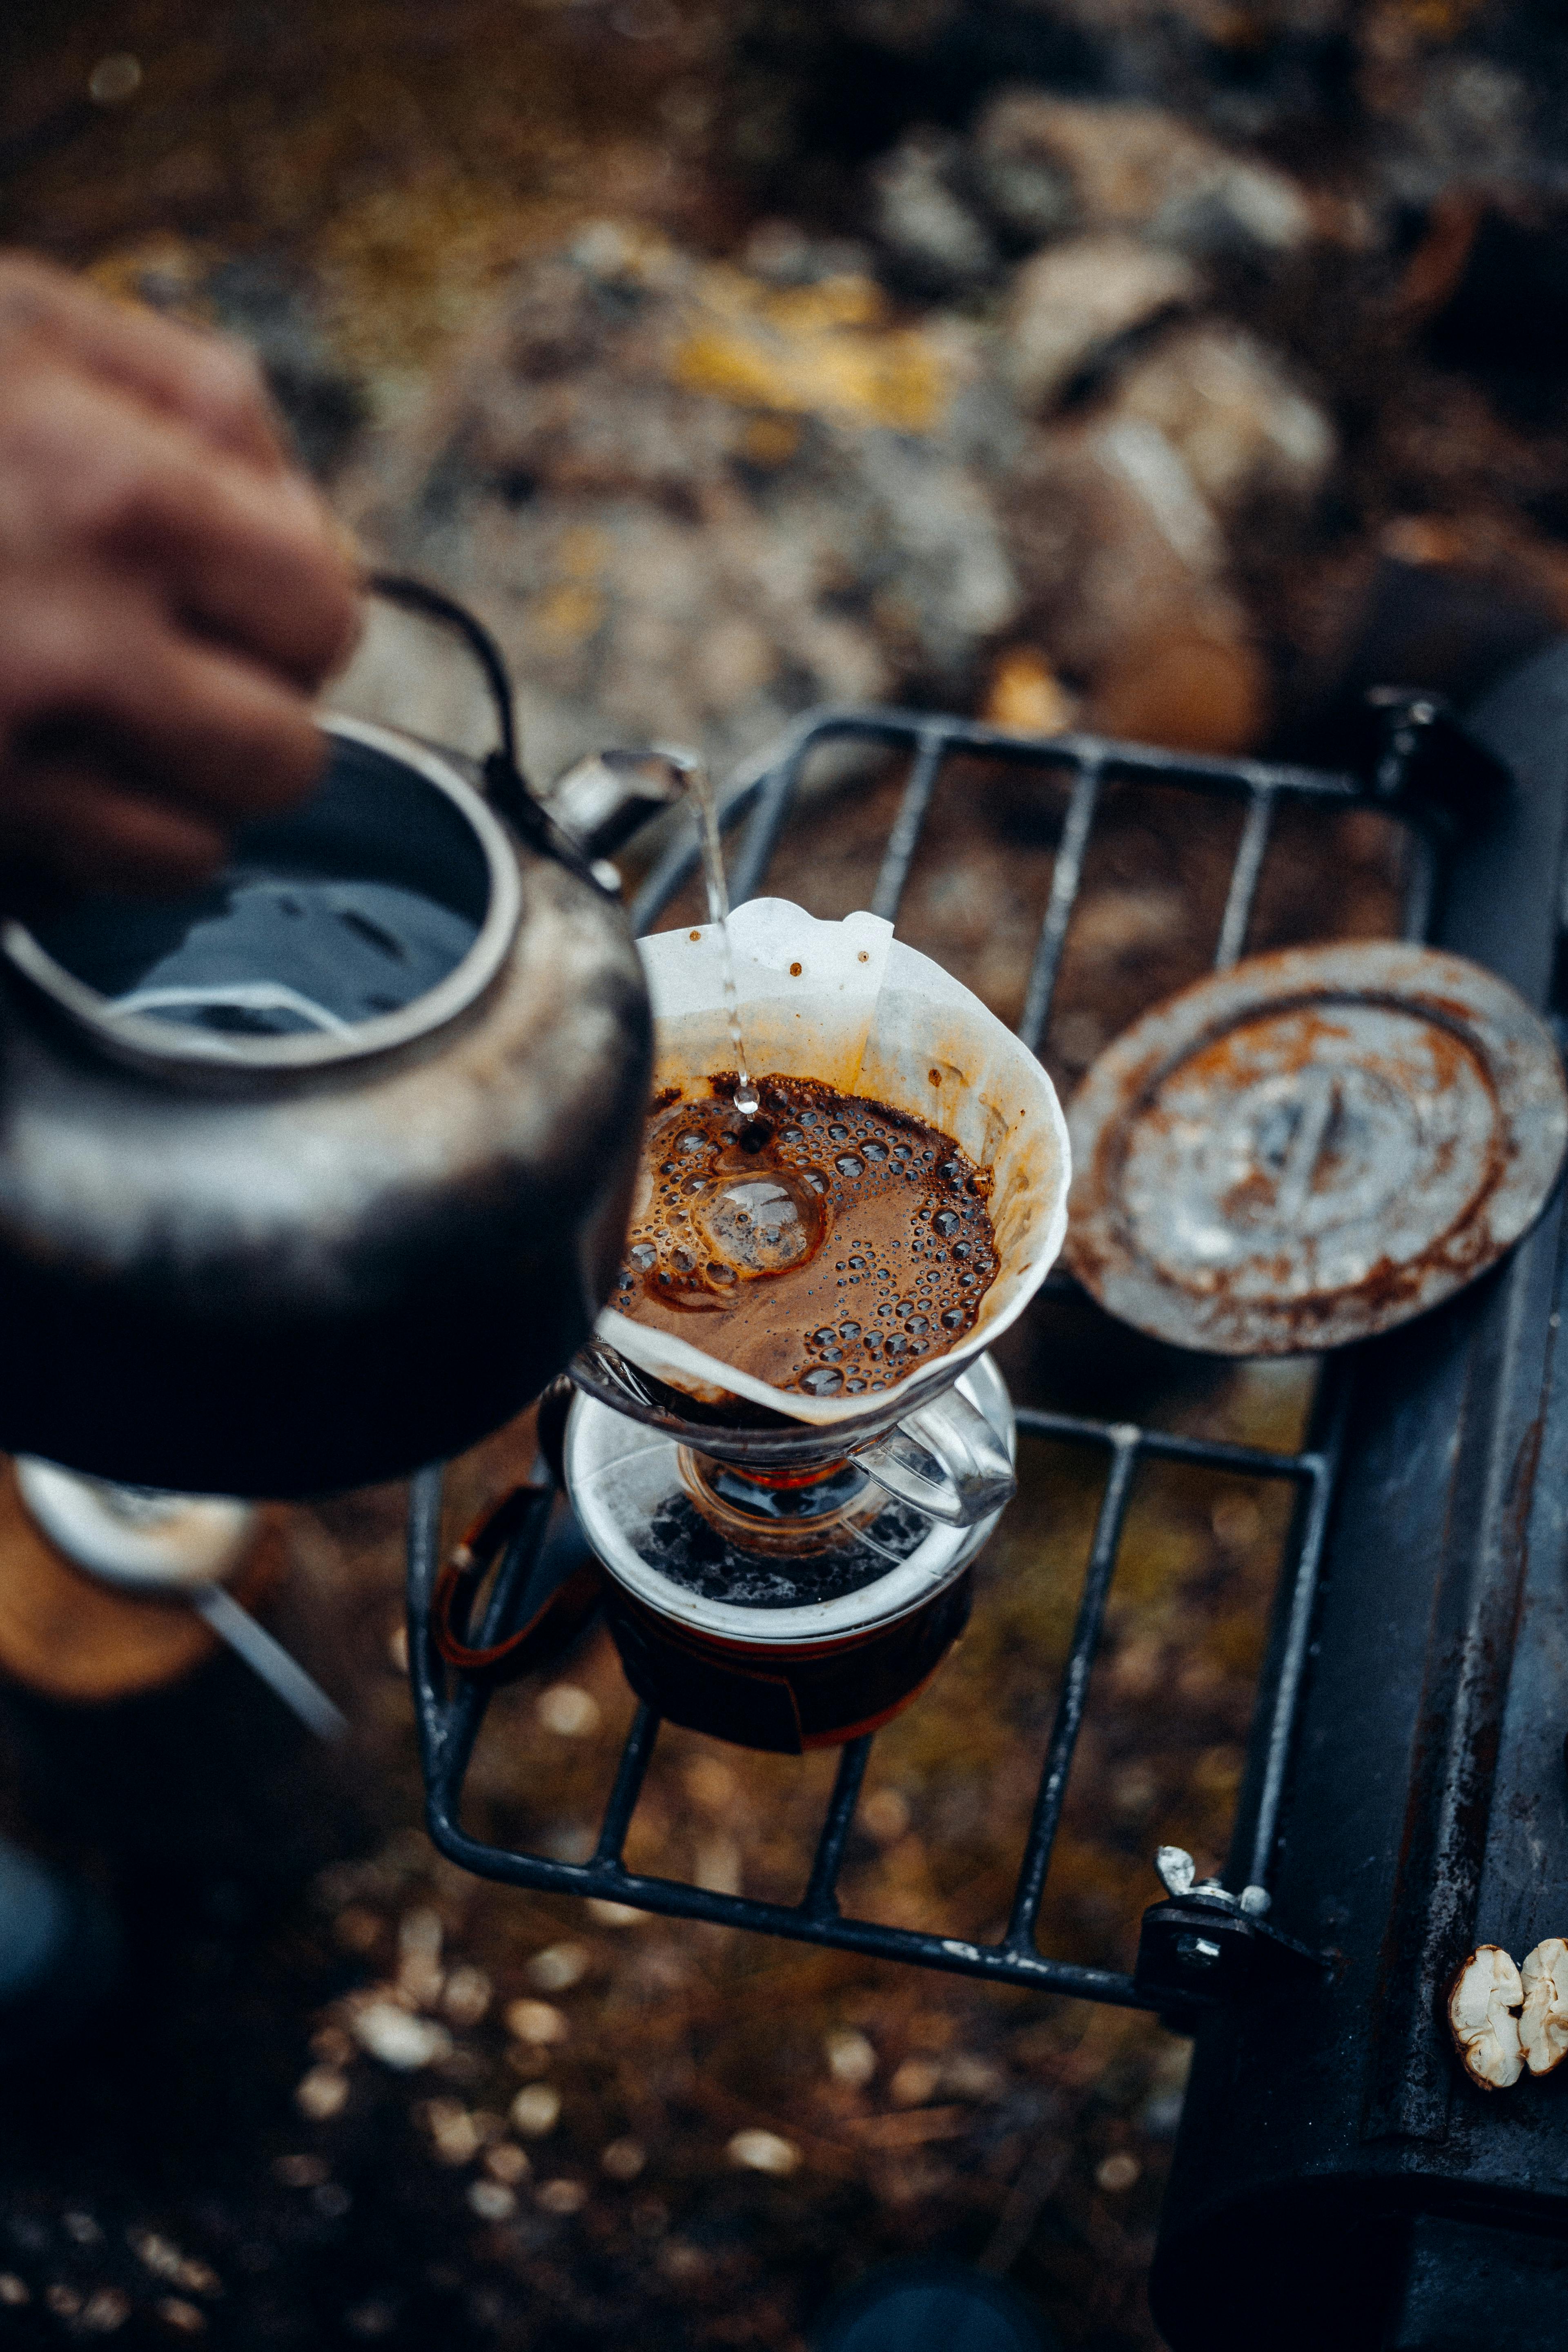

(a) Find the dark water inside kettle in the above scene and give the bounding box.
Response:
[40,868,480,1038]
[26,732,490,1040]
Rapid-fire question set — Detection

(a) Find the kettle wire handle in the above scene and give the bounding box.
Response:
[363,571,607,889]
[364,571,520,772]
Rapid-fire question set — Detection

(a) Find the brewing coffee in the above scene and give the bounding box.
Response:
[613,1076,1000,1399]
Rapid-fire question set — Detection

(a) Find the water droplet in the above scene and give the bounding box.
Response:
[828,1123,848,1141]
[799,1112,818,1128]
[800,1366,843,1396]
[846,1378,866,1393]
[630,1242,657,1269]
[839,1321,860,1338]
[953,1241,971,1259]
[892,1145,911,1161]
[784,1127,803,1143]
[835,1154,863,1177]
[939,1159,961,1181]
[813,1327,836,1346]
[862,1141,888,1161]
[933,1210,960,1236]
[941,1307,965,1329]
[679,1134,706,1154]
[905,1315,929,1333]
[848,1256,866,1270]
[820,1346,842,1362]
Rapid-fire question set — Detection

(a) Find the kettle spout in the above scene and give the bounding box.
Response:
[543,749,690,862]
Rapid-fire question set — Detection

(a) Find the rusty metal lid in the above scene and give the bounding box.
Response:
[1063,942,1568,1356]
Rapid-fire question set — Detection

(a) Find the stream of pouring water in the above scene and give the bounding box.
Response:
[685,758,760,1119]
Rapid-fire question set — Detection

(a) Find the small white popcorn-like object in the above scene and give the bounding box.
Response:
[1447,1944,1524,2090]
[1519,1937,1568,2077]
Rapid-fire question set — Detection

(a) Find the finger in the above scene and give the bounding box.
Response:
[0,249,291,474]
[6,368,360,689]
[0,762,228,899]
[0,587,331,822]
[118,440,360,690]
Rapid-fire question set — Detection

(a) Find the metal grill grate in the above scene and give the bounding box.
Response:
[408,701,1451,2012]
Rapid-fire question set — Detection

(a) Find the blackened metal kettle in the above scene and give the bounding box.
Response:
[0,584,660,1497]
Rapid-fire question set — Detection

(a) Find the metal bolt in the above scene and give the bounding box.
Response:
[1156,1845,1195,1897]
[1239,1884,1272,1917]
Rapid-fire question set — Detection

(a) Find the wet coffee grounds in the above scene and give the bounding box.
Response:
[613,1074,999,1396]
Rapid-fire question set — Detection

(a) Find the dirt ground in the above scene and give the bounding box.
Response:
[0,3,1549,2346]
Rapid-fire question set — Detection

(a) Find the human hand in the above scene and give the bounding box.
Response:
[0,252,359,903]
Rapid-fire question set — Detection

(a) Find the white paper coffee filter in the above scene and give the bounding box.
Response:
[594,898,1070,1425]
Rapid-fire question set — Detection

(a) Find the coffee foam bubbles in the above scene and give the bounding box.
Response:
[596,900,1070,1426]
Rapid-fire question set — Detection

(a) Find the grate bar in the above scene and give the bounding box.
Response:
[1015,1405,1318,1486]
[728,741,814,906]
[870,726,947,923]
[1017,758,1103,1054]
[802,1735,873,1920]
[593,1700,660,1866]
[407,1463,1155,2002]
[409,696,1457,2006]
[429,1797,1157,2005]
[696,704,1364,807]
[1243,1370,1351,1889]
[1214,788,1274,971]
[1401,825,1440,943]
[1006,1430,1140,1951]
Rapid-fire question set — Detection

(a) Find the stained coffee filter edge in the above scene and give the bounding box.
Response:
[595,898,1070,1424]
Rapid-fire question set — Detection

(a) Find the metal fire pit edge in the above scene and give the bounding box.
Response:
[1150,640,1568,2352]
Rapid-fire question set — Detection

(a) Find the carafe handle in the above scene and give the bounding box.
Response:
[853,1381,1016,1529]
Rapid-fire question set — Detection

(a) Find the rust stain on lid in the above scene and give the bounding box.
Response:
[1064,941,1568,1356]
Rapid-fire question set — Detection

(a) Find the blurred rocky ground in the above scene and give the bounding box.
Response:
[10,1,1568,780]
[0,4,1563,2349]
[336,6,1568,777]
